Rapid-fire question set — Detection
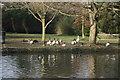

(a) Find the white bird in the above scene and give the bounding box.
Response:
[59,39,62,43]
[76,35,80,42]
[46,40,52,45]
[56,38,61,45]
[52,40,56,45]
[59,39,62,44]
[71,41,76,45]
[56,40,59,45]
[29,40,34,45]
[71,39,77,45]
[62,42,66,47]
[80,43,83,47]
[105,42,110,47]
[51,38,56,45]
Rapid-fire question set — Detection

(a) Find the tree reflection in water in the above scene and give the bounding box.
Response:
[95,53,118,78]
[2,53,119,78]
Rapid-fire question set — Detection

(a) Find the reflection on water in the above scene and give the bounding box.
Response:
[95,54,118,78]
[2,53,119,78]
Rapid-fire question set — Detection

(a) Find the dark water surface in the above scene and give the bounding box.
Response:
[2,52,119,78]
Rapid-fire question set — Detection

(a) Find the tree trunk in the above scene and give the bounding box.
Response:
[82,16,85,38]
[88,2,98,44]
[89,20,97,44]
[22,19,29,34]
[89,12,93,25]
[11,18,16,33]
[89,12,97,44]
[41,18,46,41]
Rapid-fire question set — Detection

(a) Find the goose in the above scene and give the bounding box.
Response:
[105,42,110,47]
[80,43,83,47]
[76,35,80,43]
[51,38,56,45]
[56,40,59,45]
[29,39,34,45]
[71,39,77,45]
[46,40,52,45]
[56,38,60,45]
[33,40,39,43]
[62,42,66,47]
[59,39,62,44]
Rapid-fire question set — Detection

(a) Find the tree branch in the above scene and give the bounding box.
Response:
[28,8,42,22]
[37,12,42,18]
[45,14,56,29]
[108,7,120,12]
[43,3,81,17]
[24,2,42,22]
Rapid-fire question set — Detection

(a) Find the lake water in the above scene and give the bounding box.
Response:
[2,52,119,78]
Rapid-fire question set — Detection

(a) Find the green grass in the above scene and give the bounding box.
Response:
[6,33,41,38]
[97,34,119,39]
[6,33,89,43]
[2,33,119,53]
[5,33,119,44]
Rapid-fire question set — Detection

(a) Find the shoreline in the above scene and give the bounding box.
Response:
[2,46,119,54]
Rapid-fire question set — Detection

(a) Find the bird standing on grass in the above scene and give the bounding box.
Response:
[29,39,34,45]
[59,39,62,44]
[46,40,52,45]
[76,35,80,43]
[80,43,83,47]
[71,39,77,45]
[105,42,110,47]
[51,38,56,45]
[56,38,61,45]
[62,42,66,47]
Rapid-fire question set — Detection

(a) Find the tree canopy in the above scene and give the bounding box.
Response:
[2,2,120,43]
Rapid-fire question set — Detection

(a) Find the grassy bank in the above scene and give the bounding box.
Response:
[2,33,119,54]
[6,33,119,44]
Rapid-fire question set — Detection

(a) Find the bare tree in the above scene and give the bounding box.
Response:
[44,2,90,39]
[85,2,98,44]
[25,2,56,41]
[85,2,119,44]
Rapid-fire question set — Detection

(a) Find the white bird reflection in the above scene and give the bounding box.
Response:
[47,54,56,67]
[70,54,95,78]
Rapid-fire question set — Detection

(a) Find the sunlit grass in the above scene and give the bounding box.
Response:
[6,33,119,44]
[6,33,89,43]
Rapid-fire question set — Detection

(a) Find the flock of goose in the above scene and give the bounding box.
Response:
[46,38,62,46]
[23,36,82,47]
[22,36,110,47]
